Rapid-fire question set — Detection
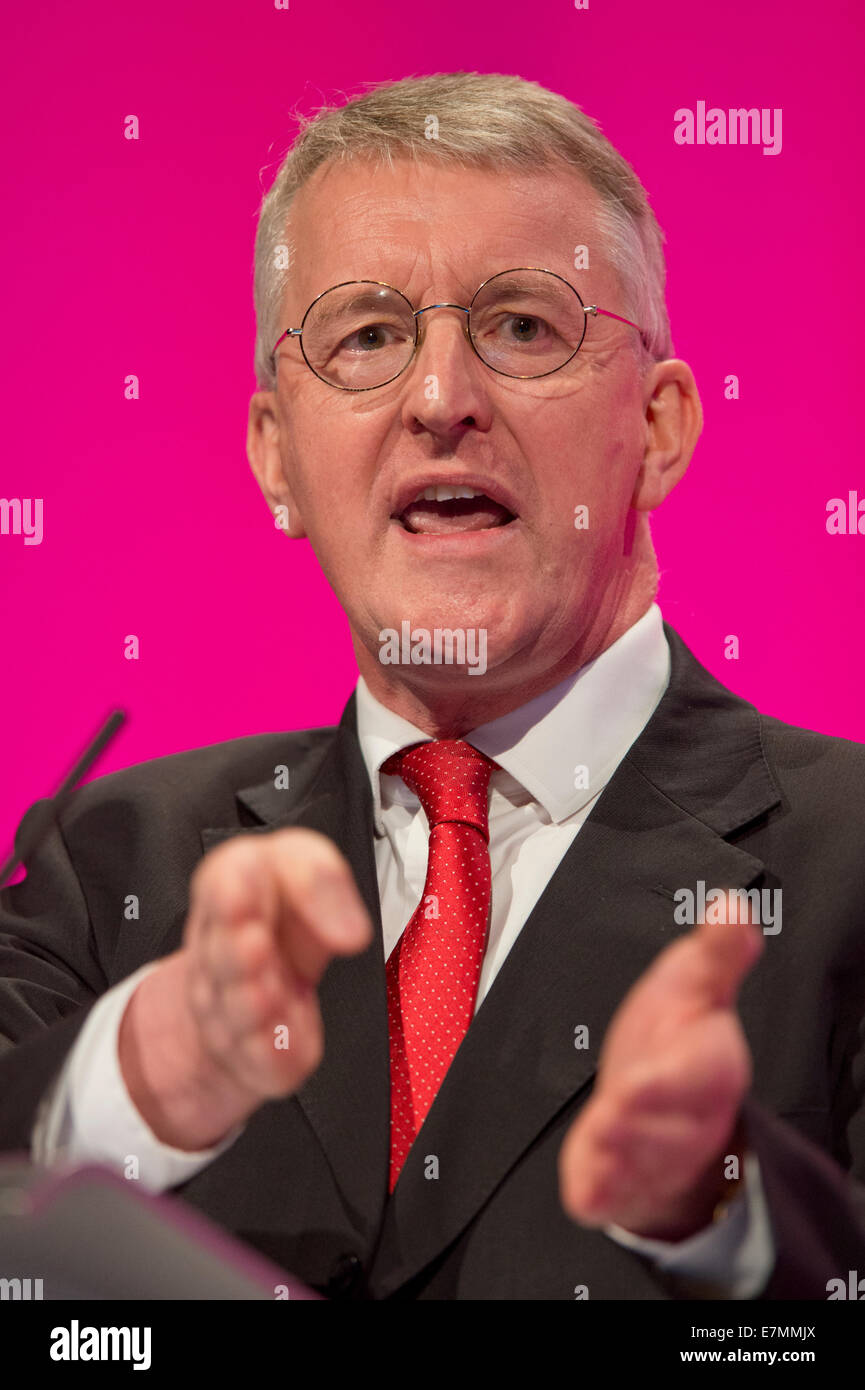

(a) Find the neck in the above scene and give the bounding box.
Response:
[354,573,658,739]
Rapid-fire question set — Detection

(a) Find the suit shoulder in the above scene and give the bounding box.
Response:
[757,710,865,812]
[57,726,338,832]
[758,709,865,762]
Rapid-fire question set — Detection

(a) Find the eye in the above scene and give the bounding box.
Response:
[479,310,559,350]
[504,313,547,342]
[338,321,407,353]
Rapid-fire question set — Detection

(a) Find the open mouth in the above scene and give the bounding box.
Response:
[394,485,517,535]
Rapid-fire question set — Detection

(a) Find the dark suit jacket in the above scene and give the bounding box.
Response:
[2,624,865,1300]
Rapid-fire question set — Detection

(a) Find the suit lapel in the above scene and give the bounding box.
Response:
[201,701,391,1246]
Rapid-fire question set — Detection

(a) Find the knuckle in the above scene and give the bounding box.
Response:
[617,1072,659,1114]
[201,1012,234,1064]
[196,836,268,893]
[272,828,347,879]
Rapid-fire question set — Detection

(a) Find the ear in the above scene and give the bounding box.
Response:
[246,390,307,538]
[631,360,703,512]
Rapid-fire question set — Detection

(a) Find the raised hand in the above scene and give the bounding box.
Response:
[558,892,764,1240]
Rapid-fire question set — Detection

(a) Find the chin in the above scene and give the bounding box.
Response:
[370,611,547,689]
[379,578,521,630]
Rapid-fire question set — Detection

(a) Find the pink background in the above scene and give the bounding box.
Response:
[2,0,863,864]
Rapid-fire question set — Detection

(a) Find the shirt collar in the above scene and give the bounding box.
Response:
[355,602,670,832]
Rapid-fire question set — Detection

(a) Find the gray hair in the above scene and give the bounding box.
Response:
[252,71,674,392]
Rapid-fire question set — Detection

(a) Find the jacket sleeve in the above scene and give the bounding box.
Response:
[744,1093,865,1298]
[0,798,107,1151]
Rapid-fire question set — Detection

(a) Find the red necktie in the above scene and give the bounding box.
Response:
[382,739,497,1193]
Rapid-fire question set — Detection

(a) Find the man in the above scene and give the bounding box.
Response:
[2,71,864,1301]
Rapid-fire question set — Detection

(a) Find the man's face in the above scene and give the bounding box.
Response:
[249,156,691,710]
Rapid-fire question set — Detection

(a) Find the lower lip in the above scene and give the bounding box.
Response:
[389,518,521,554]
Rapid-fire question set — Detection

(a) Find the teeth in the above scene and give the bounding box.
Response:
[413,485,487,503]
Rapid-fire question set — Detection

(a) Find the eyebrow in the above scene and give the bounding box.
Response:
[480,274,568,302]
[309,288,399,326]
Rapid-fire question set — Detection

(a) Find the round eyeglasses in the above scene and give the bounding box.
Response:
[270,267,647,391]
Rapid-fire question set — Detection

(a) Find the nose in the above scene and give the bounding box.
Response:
[412,302,474,361]
[401,302,492,433]
[414,302,471,326]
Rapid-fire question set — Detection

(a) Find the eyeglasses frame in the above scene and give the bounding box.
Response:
[270,266,648,391]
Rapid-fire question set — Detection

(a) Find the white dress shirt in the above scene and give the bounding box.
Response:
[31,602,774,1296]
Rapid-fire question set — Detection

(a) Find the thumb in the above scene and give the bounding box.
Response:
[693,891,764,1009]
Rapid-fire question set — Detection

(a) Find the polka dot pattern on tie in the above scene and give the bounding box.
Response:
[381,739,498,1193]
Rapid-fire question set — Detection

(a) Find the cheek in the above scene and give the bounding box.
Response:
[303,489,370,572]
[527,436,640,572]
[563,384,644,490]
[282,412,381,546]
[532,425,633,531]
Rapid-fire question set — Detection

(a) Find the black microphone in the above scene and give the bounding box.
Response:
[0,709,126,889]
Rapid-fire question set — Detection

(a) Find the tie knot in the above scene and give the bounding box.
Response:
[382,739,497,839]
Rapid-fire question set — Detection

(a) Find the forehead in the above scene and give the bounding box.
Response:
[282,156,611,307]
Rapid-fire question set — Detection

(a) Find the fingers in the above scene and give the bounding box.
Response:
[188,828,371,985]
[623,890,764,1018]
[181,827,373,1101]
[200,951,325,1099]
[605,1010,753,1122]
[692,907,764,1008]
[561,1011,751,1230]
[560,890,763,1235]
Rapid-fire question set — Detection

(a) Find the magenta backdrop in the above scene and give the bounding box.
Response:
[2,0,864,867]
